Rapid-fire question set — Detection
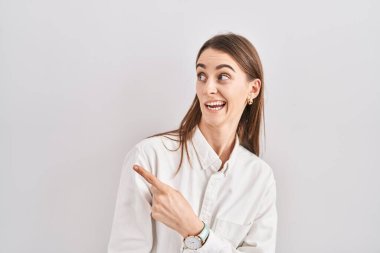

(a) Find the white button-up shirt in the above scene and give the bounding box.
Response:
[108,125,277,253]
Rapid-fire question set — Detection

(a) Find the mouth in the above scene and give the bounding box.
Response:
[204,101,226,111]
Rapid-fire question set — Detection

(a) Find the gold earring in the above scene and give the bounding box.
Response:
[247,94,254,105]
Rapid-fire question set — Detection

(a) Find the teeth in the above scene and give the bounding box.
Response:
[205,101,225,106]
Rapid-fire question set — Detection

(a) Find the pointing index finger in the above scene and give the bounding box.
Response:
[133,165,166,191]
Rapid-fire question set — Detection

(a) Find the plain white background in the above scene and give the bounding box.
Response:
[1,0,379,252]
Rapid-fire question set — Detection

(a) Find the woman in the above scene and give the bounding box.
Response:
[107,32,277,253]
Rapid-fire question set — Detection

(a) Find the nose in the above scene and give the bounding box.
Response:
[204,79,217,94]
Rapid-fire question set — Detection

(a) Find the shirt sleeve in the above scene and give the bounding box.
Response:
[107,144,154,253]
[197,180,278,253]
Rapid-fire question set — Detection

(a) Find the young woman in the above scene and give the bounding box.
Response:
[108,32,277,253]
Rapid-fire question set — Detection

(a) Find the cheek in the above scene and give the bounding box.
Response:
[226,92,248,109]
[195,85,202,102]
[195,83,201,94]
[224,88,243,102]
[195,83,206,101]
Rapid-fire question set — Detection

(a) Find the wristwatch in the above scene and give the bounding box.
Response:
[183,221,210,250]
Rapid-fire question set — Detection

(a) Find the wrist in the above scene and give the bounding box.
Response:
[181,218,204,238]
[183,220,210,250]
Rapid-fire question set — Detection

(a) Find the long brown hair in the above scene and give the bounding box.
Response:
[149,32,266,174]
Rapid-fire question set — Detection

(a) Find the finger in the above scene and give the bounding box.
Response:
[133,165,166,191]
[133,164,155,184]
[149,185,159,195]
[151,185,161,193]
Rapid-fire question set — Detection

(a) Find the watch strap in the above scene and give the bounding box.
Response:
[198,221,210,243]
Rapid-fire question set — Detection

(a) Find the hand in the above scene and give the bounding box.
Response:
[133,164,204,238]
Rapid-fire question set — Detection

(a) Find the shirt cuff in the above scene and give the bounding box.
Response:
[197,229,225,252]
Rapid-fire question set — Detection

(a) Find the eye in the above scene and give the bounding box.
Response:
[219,73,230,81]
[197,72,206,81]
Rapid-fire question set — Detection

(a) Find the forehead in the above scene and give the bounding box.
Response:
[197,48,239,70]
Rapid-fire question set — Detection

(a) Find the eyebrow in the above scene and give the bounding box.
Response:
[196,63,236,72]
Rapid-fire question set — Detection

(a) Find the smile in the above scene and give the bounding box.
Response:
[204,101,226,111]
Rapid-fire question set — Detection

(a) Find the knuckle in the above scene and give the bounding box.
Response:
[155,195,163,203]
[152,201,161,210]
[146,176,153,183]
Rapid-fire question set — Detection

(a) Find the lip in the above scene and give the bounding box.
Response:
[203,100,226,112]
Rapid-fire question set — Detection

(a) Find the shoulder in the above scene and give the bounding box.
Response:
[134,133,180,153]
[125,133,180,164]
[123,133,180,175]
[235,145,276,185]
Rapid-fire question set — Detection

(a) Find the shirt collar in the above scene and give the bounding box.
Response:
[190,124,240,176]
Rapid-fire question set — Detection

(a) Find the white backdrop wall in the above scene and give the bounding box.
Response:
[1,0,379,252]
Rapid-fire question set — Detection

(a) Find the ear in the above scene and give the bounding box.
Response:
[248,78,261,98]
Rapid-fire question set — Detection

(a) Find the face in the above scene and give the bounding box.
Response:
[196,48,261,128]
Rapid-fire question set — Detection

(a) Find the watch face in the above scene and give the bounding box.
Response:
[184,236,202,250]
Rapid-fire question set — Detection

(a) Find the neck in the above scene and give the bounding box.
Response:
[198,120,237,165]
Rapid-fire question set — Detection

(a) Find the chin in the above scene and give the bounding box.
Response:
[201,117,225,128]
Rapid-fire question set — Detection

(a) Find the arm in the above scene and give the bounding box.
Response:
[125,162,277,253]
[107,145,154,253]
